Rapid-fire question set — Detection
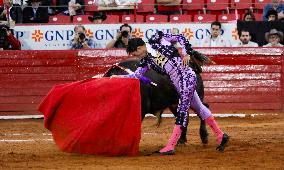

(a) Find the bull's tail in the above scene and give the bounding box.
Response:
[155,110,163,127]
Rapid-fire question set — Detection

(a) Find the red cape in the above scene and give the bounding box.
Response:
[38,78,141,156]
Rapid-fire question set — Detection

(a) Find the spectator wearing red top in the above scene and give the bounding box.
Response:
[156,0,182,15]
[0,24,21,50]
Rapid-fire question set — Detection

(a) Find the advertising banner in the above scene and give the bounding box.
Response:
[14,23,239,50]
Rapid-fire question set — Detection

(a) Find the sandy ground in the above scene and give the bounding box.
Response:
[0,114,284,170]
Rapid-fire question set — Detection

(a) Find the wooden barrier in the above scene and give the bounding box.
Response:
[0,48,283,115]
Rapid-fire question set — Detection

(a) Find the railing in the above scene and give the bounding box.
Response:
[0,48,284,116]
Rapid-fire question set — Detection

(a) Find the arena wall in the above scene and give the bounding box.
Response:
[0,48,283,116]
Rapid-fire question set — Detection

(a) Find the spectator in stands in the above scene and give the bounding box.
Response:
[233,29,258,47]
[88,12,107,24]
[70,25,95,49]
[156,0,182,16]
[263,29,284,47]
[0,24,21,50]
[263,0,284,21]
[57,0,84,16]
[201,21,231,47]
[265,9,278,21]
[243,11,256,21]
[23,0,49,23]
[106,23,132,48]
[0,0,22,24]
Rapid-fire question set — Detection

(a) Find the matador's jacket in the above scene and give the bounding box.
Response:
[126,32,205,128]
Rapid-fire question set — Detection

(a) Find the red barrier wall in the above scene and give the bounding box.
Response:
[0,48,283,115]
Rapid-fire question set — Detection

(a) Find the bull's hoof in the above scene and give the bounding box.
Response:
[200,128,209,144]
[159,150,175,155]
[216,133,230,152]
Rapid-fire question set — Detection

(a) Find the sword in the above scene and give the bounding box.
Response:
[115,64,158,87]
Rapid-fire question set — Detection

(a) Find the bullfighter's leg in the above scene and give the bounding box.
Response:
[190,91,230,151]
[159,67,196,155]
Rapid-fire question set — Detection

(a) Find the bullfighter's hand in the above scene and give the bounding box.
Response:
[182,55,191,66]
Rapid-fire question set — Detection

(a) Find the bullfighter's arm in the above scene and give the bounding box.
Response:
[117,65,154,85]
[163,33,193,56]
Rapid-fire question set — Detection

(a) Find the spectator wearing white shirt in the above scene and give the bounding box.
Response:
[201,21,231,47]
[263,29,284,47]
[233,29,258,47]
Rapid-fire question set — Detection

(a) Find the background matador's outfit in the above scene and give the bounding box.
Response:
[125,32,229,154]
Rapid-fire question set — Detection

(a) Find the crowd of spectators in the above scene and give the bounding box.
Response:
[0,0,283,24]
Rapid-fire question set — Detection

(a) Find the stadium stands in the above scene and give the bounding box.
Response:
[182,0,205,11]
[206,0,230,11]
[1,0,271,24]
[254,0,271,10]
[253,13,263,21]
[218,13,239,22]
[145,15,168,23]
[136,0,155,14]
[232,0,253,10]
[170,15,192,23]
[193,14,217,22]
[121,15,144,23]
[73,15,92,24]
[49,15,71,23]
[84,0,98,13]
[103,15,120,23]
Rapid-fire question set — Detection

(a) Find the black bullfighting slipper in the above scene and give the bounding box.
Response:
[216,133,229,152]
[159,150,175,155]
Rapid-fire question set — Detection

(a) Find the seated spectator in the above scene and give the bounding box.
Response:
[106,23,132,48]
[233,29,258,47]
[88,12,107,24]
[0,24,21,50]
[243,11,256,21]
[0,0,22,24]
[265,9,278,21]
[156,0,182,15]
[263,29,284,47]
[201,21,231,47]
[263,0,284,21]
[70,25,95,49]
[57,0,84,16]
[23,0,49,23]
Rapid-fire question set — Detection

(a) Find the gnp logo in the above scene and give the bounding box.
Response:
[182,28,194,40]
[31,29,93,42]
[132,28,144,38]
[231,28,239,40]
[32,30,44,42]
[85,29,93,38]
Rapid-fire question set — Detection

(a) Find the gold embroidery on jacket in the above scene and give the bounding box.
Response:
[153,51,168,67]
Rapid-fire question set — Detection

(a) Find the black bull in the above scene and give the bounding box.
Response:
[104,59,209,144]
